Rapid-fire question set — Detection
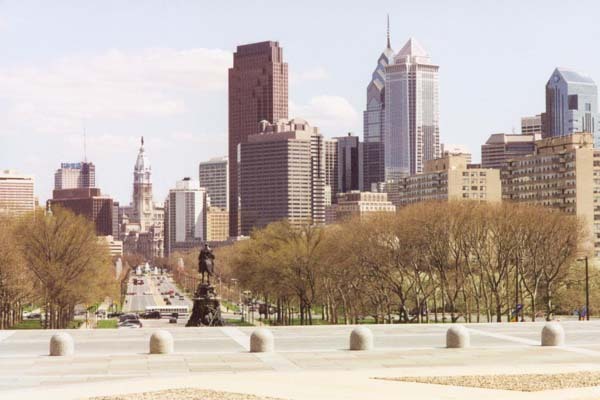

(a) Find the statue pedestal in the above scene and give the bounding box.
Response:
[186,283,224,327]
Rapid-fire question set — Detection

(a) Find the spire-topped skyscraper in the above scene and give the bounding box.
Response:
[385,37,440,178]
[363,17,395,190]
[132,136,153,231]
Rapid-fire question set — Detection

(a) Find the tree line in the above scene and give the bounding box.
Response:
[208,201,593,325]
[0,208,119,329]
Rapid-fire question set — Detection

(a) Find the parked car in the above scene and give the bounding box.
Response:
[119,313,139,323]
[169,317,177,324]
[119,321,142,328]
[27,313,41,320]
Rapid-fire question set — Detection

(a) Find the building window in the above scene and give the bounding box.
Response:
[568,94,578,110]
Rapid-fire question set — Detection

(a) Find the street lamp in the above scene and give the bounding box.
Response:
[577,256,590,321]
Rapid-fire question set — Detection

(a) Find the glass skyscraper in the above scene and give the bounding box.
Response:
[363,23,394,191]
[544,68,599,147]
[384,38,440,179]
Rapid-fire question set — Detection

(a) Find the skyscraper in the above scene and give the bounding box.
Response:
[336,133,363,194]
[54,162,95,190]
[544,68,599,146]
[164,178,208,257]
[132,137,153,232]
[228,41,288,237]
[49,188,114,236]
[239,119,325,235]
[385,37,440,179]
[363,19,394,191]
[0,170,35,216]
[199,157,229,210]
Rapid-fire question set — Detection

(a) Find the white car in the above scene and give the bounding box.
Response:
[143,291,152,295]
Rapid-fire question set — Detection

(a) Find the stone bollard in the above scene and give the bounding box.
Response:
[49,333,74,356]
[349,326,374,351]
[250,328,274,353]
[149,330,174,354]
[446,325,470,348]
[541,322,565,346]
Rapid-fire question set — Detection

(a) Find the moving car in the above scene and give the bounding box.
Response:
[140,310,161,319]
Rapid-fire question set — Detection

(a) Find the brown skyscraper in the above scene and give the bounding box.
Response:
[228,41,288,237]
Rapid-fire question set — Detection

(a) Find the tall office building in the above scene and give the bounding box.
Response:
[0,170,35,216]
[164,178,208,257]
[199,157,229,210]
[385,38,440,179]
[239,119,325,235]
[521,114,543,136]
[363,19,394,190]
[481,133,539,169]
[229,41,288,237]
[323,139,338,205]
[544,68,599,146]
[54,162,95,190]
[132,137,154,232]
[49,188,114,236]
[336,133,363,194]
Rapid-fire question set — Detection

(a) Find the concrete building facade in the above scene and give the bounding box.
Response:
[328,191,395,223]
[0,170,35,216]
[54,162,95,190]
[206,207,229,242]
[521,114,543,136]
[229,41,288,237]
[481,133,540,170]
[199,157,229,211]
[239,119,325,235]
[385,154,501,207]
[164,178,207,257]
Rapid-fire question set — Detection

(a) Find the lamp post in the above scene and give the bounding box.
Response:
[577,256,590,321]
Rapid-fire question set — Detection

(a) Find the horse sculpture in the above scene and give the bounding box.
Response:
[198,243,215,284]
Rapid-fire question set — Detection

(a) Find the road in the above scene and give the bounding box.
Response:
[122,273,193,315]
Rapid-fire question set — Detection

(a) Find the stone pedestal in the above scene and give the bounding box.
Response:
[186,283,224,327]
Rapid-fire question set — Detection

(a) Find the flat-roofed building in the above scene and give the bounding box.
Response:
[239,118,326,235]
[329,191,395,223]
[503,133,599,254]
[385,154,502,207]
[0,170,35,216]
[206,207,229,242]
[481,133,540,169]
[49,188,114,236]
[521,114,543,136]
[54,162,95,190]
[199,157,229,210]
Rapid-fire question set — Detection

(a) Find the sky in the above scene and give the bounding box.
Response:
[1,0,600,204]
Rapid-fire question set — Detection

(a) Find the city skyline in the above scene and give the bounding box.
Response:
[2,1,600,203]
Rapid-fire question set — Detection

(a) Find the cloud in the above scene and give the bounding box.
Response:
[290,95,360,136]
[291,66,328,83]
[0,47,232,135]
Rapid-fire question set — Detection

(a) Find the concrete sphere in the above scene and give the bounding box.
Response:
[49,333,74,356]
[349,326,374,351]
[541,322,565,346]
[250,328,274,353]
[446,325,470,348]
[149,330,174,354]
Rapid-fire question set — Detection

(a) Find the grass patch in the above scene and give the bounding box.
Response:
[68,320,84,329]
[225,319,255,327]
[10,319,42,329]
[96,319,118,329]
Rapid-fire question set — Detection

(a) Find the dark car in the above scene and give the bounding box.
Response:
[140,310,161,319]
[169,317,177,324]
[119,313,139,323]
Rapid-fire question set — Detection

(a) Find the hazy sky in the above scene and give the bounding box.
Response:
[2,0,599,203]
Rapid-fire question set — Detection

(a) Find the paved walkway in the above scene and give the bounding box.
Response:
[2,321,600,399]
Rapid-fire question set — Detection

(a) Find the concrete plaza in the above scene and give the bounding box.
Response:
[3,321,600,399]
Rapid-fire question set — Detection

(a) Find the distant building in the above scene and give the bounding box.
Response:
[229,41,288,237]
[132,137,154,232]
[0,170,35,216]
[481,133,539,169]
[54,162,95,190]
[206,207,229,242]
[544,68,600,146]
[385,38,440,179]
[328,191,395,223]
[441,144,472,164]
[363,19,394,190]
[49,188,114,236]
[503,133,599,255]
[199,157,229,210]
[384,154,501,207]
[521,114,543,136]
[239,119,326,235]
[335,133,364,195]
[324,139,338,205]
[164,178,208,257]
[99,235,123,257]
